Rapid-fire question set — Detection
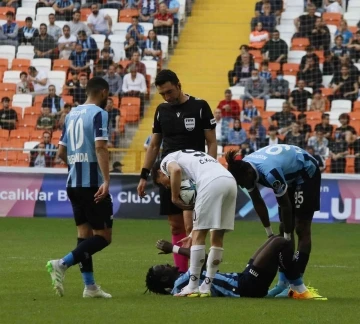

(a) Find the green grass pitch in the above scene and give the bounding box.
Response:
[0,218,360,324]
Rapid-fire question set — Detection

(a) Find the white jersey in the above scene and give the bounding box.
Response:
[160,150,233,191]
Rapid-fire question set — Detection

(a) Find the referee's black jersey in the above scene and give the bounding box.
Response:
[153,96,216,157]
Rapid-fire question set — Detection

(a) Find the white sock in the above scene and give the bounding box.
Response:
[200,246,224,293]
[188,245,206,290]
[265,226,273,237]
[290,283,307,293]
[284,233,291,241]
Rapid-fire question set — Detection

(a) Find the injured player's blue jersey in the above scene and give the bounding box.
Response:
[171,271,240,297]
[243,144,318,197]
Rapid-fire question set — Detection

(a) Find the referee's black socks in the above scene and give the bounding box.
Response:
[71,235,109,265]
[295,251,310,275]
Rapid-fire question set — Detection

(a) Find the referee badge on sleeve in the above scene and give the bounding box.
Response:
[184,118,195,131]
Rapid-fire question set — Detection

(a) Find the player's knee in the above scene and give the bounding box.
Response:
[295,222,311,240]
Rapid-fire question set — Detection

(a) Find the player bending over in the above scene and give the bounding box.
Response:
[46,77,113,298]
[225,144,321,298]
[152,149,237,297]
[145,237,327,300]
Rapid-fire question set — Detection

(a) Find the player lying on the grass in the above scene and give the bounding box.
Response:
[225,144,322,298]
[145,236,327,300]
[152,149,237,297]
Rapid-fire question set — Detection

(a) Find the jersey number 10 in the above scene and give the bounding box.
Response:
[67,118,84,151]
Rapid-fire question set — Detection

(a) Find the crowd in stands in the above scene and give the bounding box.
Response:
[223,0,360,173]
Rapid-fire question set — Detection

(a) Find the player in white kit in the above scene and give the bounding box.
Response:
[151,149,238,297]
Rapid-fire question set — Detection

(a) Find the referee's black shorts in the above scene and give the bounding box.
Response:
[67,187,113,230]
[159,186,183,216]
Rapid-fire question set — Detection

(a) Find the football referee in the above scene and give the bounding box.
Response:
[137,70,217,273]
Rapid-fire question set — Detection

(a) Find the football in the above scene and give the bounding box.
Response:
[179,179,197,205]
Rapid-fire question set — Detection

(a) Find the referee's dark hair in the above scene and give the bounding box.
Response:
[155,69,180,87]
[225,150,251,185]
[86,77,109,96]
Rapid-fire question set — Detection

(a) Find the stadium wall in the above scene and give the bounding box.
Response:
[0,167,360,224]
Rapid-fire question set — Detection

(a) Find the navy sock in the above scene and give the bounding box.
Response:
[296,251,310,275]
[77,238,95,286]
[71,235,109,266]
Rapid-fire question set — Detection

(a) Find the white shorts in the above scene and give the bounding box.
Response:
[193,176,237,231]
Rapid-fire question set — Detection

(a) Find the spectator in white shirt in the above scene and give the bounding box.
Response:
[122,64,147,118]
[28,66,49,97]
[47,13,62,41]
[58,24,76,59]
[87,3,112,36]
[324,0,343,14]
[213,108,223,144]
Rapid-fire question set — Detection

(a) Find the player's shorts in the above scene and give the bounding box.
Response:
[159,185,183,216]
[193,176,237,231]
[287,167,321,221]
[237,259,276,298]
[67,187,113,230]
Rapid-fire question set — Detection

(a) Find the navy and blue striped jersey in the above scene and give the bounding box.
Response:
[59,104,109,188]
[243,144,318,197]
[171,270,240,297]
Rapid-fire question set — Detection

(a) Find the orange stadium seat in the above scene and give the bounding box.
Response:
[120,97,141,123]
[323,13,342,27]
[9,128,30,141]
[321,88,333,97]
[234,99,243,110]
[118,60,131,69]
[353,101,360,112]
[53,59,71,74]
[52,131,62,142]
[5,139,25,149]
[349,119,360,134]
[0,129,9,141]
[62,95,74,104]
[314,50,324,63]
[0,7,15,20]
[349,26,358,34]
[249,50,263,64]
[11,58,30,72]
[16,21,26,28]
[282,63,300,76]
[119,9,139,22]
[34,95,47,109]
[242,123,251,133]
[23,106,41,116]
[119,115,126,133]
[0,58,8,70]
[31,130,45,140]
[268,62,280,78]
[291,38,310,50]
[346,157,355,174]
[0,83,16,93]
[111,96,120,108]
[19,116,37,129]
[0,151,16,166]
[12,106,23,120]
[16,153,30,166]
[0,90,14,100]
[252,98,265,112]
[306,111,322,122]
[80,8,92,22]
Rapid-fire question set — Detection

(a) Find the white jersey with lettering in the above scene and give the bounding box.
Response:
[160,150,233,191]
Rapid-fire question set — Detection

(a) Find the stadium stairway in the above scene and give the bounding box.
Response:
[122,0,256,173]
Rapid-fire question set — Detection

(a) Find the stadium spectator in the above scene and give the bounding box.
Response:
[351,136,360,173]
[270,70,289,99]
[261,30,288,64]
[116,64,125,78]
[297,57,323,90]
[102,64,123,97]
[307,129,329,156]
[336,113,357,142]
[309,17,331,51]
[105,97,120,147]
[28,66,49,96]
[32,131,57,158]
[243,69,270,101]
[217,89,240,119]
[228,45,255,85]
[125,51,147,77]
[244,128,261,152]
[335,20,353,45]
[139,0,158,23]
[69,43,91,76]
[259,61,272,83]
[310,90,326,112]
[249,22,269,49]
[102,0,123,9]
[269,101,296,135]
[231,53,253,86]
[254,0,270,17]
[73,73,88,105]
[97,48,114,72]
[16,72,31,94]
[63,71,79,96]
[315,113,334,139]
[33,23,57,59]
[306,145,325,172]
[42,85,64,114]
[298,113,312,142]
[0,11,18,47]
[300,46,320,70]
[124,37,142,60]
[323,50,341,76]
[102,38,115,59]
[87,3,113,36]
[18,17,39,46]
[29,142,54,168]
[93,63,105,78]
[122,64,147,117]
[36,107,56,130]
[341,57,360,78]
[69,11,91,37]
[0,97,17,130]
[58,24,76,59]
[0,0,19,8]
[294,4,317,38]
[58,103,72,130]
[141,30,162,61]
[36,0,56,9]
[249,116,267,140]
[53,0,75,21]
[240,98,258,123]
[256,2,276,33]
[324,0,343,13]
[330,65,359,102]
[285,122,306,148]
[227,119,247,145]
[77,30,98,61]
[347,30,360,63]
[329,129,348,173]
[126,16,145,44]
[48,14,62,41]
[289,80,312,112]
[153,2,174,40]
[331,35,350,61]
[213,108,223,144]
[261,125,283,146]
[110,161,123,173]
[167,0,180,43]
[240,141,254,158]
